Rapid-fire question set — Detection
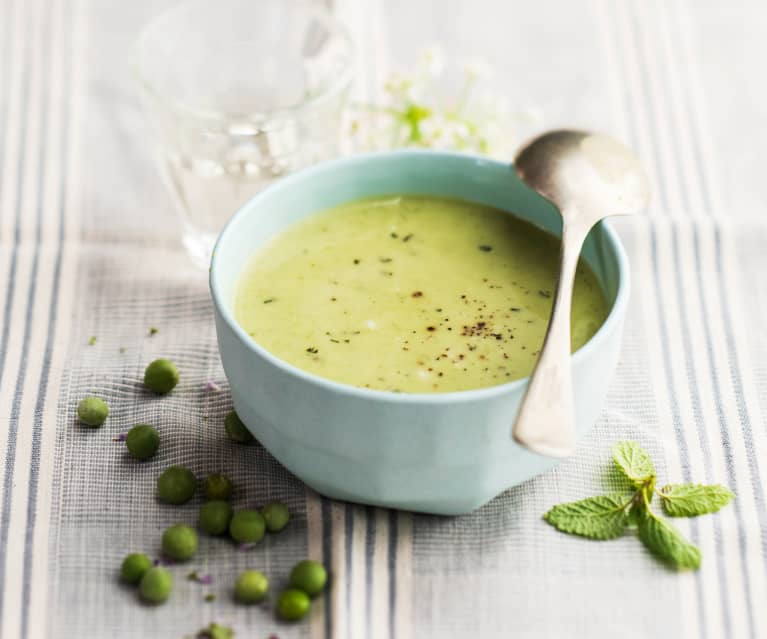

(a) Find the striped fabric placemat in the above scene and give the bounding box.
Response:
[0,0,765,637]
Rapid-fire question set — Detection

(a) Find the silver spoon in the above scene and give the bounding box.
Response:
[511,130,649,457]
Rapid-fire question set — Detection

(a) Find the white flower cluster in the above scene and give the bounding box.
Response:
[349,46,540,159]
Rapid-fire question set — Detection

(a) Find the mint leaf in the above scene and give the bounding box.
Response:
[659,483,734,517]
[544,494,631,540]
[637,511,701,569]
[612,441,656,486]
[603,462,637,493]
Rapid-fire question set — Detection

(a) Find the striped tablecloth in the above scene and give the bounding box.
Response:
[1,0,766,637]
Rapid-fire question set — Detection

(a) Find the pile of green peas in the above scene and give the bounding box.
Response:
[75,358,179,452]
[125,412,305,613]
[79,362,328,623]
[77,359,179,604]
[121,475,318,617]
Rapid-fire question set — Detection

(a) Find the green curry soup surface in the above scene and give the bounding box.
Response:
[235,195,608,393]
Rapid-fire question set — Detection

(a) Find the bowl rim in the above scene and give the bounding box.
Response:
[210,149,630,405]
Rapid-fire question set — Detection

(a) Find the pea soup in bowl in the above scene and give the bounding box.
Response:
[210,150,629,515]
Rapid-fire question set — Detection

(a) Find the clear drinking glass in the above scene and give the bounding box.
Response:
[134,0,354,268]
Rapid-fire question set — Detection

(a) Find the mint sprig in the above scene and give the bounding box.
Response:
[544,441,734,570]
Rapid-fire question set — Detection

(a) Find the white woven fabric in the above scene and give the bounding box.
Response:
[1,0,766,637]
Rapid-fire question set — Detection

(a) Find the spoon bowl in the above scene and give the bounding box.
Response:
[515,130,650,219]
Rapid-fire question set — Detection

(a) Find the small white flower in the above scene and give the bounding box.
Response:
[419,45,446,77]
[471,91,510,117]
[420,117,445,145]
[384,72,412,96]
[462,57,494,80]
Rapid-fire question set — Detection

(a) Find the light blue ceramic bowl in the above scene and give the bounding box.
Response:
[210,150,629,515]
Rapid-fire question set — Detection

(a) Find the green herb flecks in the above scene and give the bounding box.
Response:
[544,440,733,570]
[149,327,159,336]
[88,336,97,346]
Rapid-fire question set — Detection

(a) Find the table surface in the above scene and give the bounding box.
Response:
[2,0,767,637]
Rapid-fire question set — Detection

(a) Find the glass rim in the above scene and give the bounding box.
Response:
[133,0,356,123]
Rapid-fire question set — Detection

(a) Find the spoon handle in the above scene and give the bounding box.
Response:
[511,215,592,457]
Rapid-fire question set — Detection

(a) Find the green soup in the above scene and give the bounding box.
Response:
[235,195,608,393]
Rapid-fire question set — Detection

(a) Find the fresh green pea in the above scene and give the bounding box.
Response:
[289,560,327,597]
[276,589,311,621]
[120,553,152,584]
[229,510,266,544]
[199,624,233,639]
[261,501,290,533]
[234,570,269,603]
[139,566,173,604]
[157,466,196,504]
[224,411,253,444]
[199,500,233,536]
[125,424,160,460]
[77,396,109,427]
[161,523,198,560]
[204,473,233,500]
[143,358,179,394]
